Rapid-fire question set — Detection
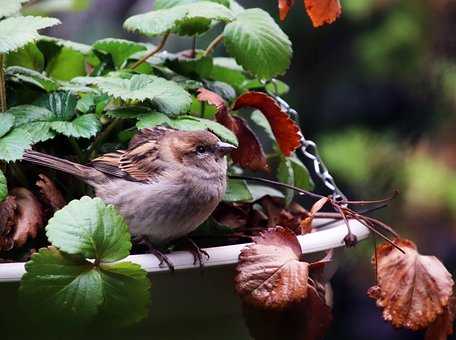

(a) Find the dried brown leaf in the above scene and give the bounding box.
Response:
[278,0,294,21]
[10,188,44,247]
[36,174,66,211]
[259,196,309,234]
[303,0,342,28]
[197,88,269,172]
[233,92,302,156]
[235,227,308,309]
[369,239,454,330]
[0,196,17,251]
[299,197,329,234]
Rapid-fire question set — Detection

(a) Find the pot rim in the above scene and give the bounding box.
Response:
[0,218,369,282]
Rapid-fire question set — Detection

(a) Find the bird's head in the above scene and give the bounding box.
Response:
[162,130,236,174]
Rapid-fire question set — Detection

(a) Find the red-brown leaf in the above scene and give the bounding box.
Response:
[303,0,342,28]
[0,196,17,251]
[36,174,66,211]
[369,239,454,330]
[233,92,302,156]
[10,188,44,247]
[278,0,295,21]
[196,88,226,112]
[197,88,269,172]
[242,284,332,340]
[235,227,308,310]
[425,295,455,340]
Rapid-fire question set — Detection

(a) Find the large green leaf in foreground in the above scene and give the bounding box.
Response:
[223,9,292,79]
[46,196,131,262]
[0,169,7,202]
[20,247,150,326]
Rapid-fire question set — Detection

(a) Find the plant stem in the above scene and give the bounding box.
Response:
[131,31,171,70]
[69,138,84,162]
[203,33,224,57]
[0,54,7,112]
[191,36,197,58]
[88,118,122,157]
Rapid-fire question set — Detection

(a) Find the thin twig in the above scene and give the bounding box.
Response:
[131,31,171,70]
[229,174,325,200]
[203,33,224,57]
[342,190,399,205]
[373,235,378,283]
[0,54,6,112]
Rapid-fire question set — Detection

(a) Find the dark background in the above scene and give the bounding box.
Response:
[25,0,456,338]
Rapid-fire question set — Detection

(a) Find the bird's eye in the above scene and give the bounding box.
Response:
[196,145,206,154]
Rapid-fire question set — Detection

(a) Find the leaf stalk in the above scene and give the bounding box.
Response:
[131,31,171,70]
[203,33,224,57]
[0,54,7,112]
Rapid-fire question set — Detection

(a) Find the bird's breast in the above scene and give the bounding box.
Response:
[96,175,226,245]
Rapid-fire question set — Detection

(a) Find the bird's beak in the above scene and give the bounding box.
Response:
[215,142,237,156]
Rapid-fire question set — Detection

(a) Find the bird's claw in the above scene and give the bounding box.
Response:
[150,248,175,273]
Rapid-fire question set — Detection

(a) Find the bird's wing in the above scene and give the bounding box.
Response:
[91,126,173,183]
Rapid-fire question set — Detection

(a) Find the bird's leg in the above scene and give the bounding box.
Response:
[134,236,175,272]
[181,237,210,268]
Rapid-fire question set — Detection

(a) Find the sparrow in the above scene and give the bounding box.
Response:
[23,126,236,253]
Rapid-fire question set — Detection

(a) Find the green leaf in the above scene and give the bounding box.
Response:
[105,106,150,119]
[172,116,238,146]
[165,51,213,78]
[124,1,234,37]
[46,47,86,80]
[20,248,102,326]
[248,184,284,201]
[155,0,230,9]
[97,74,192,114]
[6,43,44,71]
[92,38,147,69]
[97,262,150,326]
[0,128,32,161]
[209,57,246,90]
[24,0,91,14]
[38,36,92,54]
[6,66,59,92]
[36,92,78,120]
[7,105,56,143]
[290,157,314,191]
[136,112,173,129]
[0,169,7,202]
[0,16,60,54]
[50,114,101,138]
[46,196,131,262]
[20,247,150,327]
[277,156,294,205]
[223,178,252,202]
[0,113,15,138]
[0,0,29,17]
[223,8,292,79]
[8,104,54,125]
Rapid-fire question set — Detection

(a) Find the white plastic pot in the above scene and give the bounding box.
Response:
[0,219,369,339]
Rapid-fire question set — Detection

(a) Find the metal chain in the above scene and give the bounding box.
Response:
[265,79,347,203]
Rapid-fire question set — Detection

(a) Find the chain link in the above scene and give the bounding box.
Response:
[265,79,347,202]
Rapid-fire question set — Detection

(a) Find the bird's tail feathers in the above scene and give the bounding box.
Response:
[23,150,93,178]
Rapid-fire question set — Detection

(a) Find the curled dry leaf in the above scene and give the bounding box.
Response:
[260,196,309,234]
[10,188,44,247]
[0,196,17,251]
[233,92,302,156]
[36,174,66,211]
[235,226,308,309]
[278,0,294,21]
[299,197,328,234]
[304,0,342,28]
[197,88,268,172]
[425,295,456,340]
[369,238,454,330]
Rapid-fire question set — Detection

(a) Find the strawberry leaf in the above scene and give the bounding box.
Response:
[223,9,292,79]
[46,196,131,262]
[0,170,7,202]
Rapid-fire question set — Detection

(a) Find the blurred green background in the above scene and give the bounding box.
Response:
[27,0,456,338]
